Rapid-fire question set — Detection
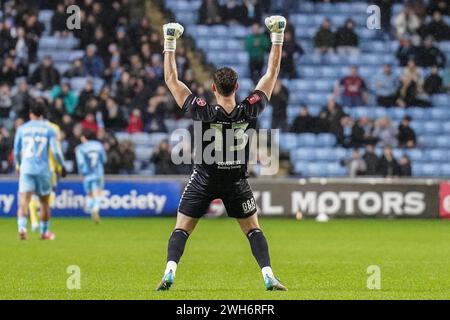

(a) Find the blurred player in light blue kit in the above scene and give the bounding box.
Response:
[76,129,107,224]
[14,103,65,240]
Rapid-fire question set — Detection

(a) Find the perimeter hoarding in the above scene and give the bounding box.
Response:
[0,179,182,217]
[250,179,440,218]
[0,177,440,218]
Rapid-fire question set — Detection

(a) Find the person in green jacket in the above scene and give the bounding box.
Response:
[245,23,270,83]
[50,81,79,115]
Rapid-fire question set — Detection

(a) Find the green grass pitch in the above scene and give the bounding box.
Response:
[1,217,450,300]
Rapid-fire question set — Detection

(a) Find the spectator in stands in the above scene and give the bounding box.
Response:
[145,90,169,133]
[394,5,421,40]
[22,13,44,63]
[334,19,359,55]
[290,105,315,134]
[396,60,431,107]
[14,27,29,64]
[242,0,262,26]
[396,37,419,67]
[373,64,399,107]
[427,0,449,16]
[118,140,136,174]
[280,30,304,79]
[317,97,345,133]
[314,18,335,55]
[51,3,68,36]
[151,140,176,175]
[336,66,368,107]
[377,145,399,177]
[271,80,289,131]
[83,44,105,78]
[0,84,12,128]
[420,11,450,41]
[398,155,412,176]
[362,144,379,176]
[341,149,366,177]
[0,21,15,57]
[127,108,144,134]
[443,66,450,93]
[12,80,33,119]
[29,56,60,90]
[334,115,354,148]
[0,126,12,173]
[104,134,122,174]
[0,56,20,86]
[50,81,79,115]
[416,36,446,68]
[222,0,246,25]
[373,117,398,148]
[351,116,376,147]
[245,23,270,83]
[397,116,416,148]
[424,66,443,94]
[64,59,87,78]
[198,0,222,25]
[103,98,126,131]
[81,112,99,135]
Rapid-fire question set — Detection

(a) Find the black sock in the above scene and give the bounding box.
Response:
[167,229,189,263]
[247,228,271,269]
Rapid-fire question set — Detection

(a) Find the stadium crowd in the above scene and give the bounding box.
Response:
[1,0,450,177]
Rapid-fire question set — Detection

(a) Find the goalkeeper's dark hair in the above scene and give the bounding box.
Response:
[30,101,46,118]
[81,129,96,141]
[213,67,238,97]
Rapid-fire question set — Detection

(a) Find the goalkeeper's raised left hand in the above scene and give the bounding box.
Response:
[264,15,287,45]
[163,22,184,52]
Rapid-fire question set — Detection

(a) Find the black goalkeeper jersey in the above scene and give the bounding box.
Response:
[182,90,268,180]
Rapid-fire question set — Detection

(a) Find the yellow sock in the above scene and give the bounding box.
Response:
[29,197,40,230]
[49,191,56,207]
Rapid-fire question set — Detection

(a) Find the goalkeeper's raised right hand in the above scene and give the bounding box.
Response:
[163,22,184,52]
[264,15,287,45]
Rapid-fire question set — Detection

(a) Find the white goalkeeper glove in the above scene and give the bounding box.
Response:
[264,15,287,45]
[163,22,184,52]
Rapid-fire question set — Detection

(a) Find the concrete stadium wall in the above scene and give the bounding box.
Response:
[0,176,448,218]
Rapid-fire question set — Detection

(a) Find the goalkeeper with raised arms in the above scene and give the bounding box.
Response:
[157,16,288,291]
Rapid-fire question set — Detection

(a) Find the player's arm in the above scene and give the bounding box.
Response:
[75,147,86,175]
[255,16,287,100]
[101,147,107,165]
[49,129,65,169]
[13,129,22,172]
[163,22,192,108]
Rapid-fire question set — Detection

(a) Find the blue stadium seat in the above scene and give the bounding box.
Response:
[291,148,315,161]
[115,132,130,142]
[315,148,335,161]
[428,149,447,162]
[436,136,450,148]
[130,132,151,146]
[317,134,336,146]
[148,133,169,146]
[415,163,440,177]
[135,147,153,161]
[441,164,450,177]
[279,133,298,151]
[298,133,317,147]
[423,122,442,134]
[406,149,425,162]
[326,162,347,177]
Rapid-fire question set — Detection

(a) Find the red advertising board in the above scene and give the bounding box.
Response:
[439,182,450,218]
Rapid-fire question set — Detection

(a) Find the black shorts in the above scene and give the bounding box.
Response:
[178,169,257,219]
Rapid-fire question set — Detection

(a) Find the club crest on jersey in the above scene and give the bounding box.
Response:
[247,94,261,105]
[196,97,207,107]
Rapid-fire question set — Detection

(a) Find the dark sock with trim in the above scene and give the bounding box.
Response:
[167,229,189,263]
[247,228,271,269]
